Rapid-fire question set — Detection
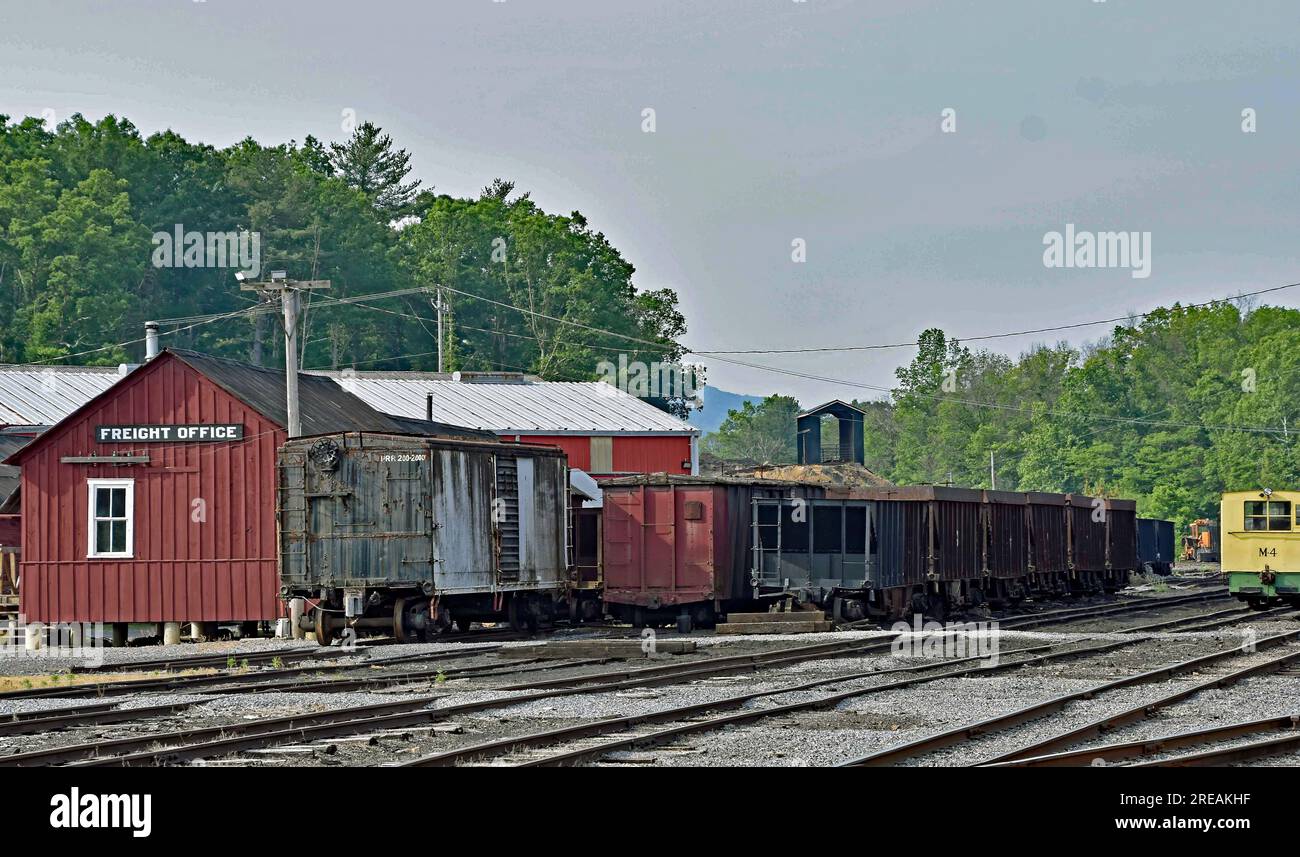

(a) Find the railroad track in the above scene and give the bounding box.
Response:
[0,643,508,701]
[983,714,1300,767]
[839,625,1300,767]
[0,595,1273,767]
[390,605,1291,768]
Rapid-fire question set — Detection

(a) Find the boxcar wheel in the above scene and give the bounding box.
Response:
[313,609,337,647]
[393,597,411,643]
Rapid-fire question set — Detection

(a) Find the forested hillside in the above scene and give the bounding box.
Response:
[0,114,685,376]
[706,301,1300,528]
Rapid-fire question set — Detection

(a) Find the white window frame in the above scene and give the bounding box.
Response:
[87,478,134,559]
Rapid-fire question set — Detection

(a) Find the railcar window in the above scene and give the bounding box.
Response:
[813,505,842,553]
[846,506,868,554]
[781,503,810,552]
[1245,500,1291,531]
[756,503,779,549]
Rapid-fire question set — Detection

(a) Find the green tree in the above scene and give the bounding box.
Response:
[328,122,422,217]
[704,395,801,464]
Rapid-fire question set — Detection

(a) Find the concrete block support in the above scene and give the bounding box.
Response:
[163,622,182,646]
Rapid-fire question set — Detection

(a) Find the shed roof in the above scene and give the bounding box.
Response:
[4,350,494,465]
[0,364,126,426]
[165,351,494,440]
[797,400,866,420]
[312,371,698,435]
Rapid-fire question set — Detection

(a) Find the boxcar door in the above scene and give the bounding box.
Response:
[428,448,495,593]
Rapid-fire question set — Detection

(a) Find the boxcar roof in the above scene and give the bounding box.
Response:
[599,472,823,489]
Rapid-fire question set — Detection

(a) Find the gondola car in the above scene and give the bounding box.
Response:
[1221,489,1300,609]
[278,431,570,644]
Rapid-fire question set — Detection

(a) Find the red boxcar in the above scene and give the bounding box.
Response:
[600,474,820,629]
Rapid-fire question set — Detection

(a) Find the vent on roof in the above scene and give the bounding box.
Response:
[451,371,528,384]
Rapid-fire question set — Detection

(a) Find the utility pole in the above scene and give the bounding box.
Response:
[239,272,330,438]
[431,288,445,373]
[990,450,996,490]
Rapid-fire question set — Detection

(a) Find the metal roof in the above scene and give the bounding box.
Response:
[0,364,126,425]
[312,371,698,435]
[167,351,496,441]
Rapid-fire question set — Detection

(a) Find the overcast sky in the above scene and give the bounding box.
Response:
[2,0,1298,404]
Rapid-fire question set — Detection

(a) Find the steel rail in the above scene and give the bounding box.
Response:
[976,641,1300,766]
[1128,731,1300,767]
[982,714,1300,767]
[0,702,195,737]
[496,593,1245,694]
[839,629,1300,767]
[401,604,1278,768]
[1,598,1266,767]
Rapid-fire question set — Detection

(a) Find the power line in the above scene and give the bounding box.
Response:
[692,281,1300,355]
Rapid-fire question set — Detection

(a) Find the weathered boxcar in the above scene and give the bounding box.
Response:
[983,490,1029,601]
[600,474,823,630]
[278,432,569,643]
[1104,498,1138,590]
[1026,492,1070,594]
[1136,517,1175,576]
[1064,494,1135,592]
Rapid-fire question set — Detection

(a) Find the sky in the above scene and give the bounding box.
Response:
[2,0,1298,405]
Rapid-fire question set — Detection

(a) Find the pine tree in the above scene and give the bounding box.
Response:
[328,122,422,216]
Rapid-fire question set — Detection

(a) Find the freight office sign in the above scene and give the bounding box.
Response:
[96,424,245,442]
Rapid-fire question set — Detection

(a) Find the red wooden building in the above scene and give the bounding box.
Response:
[5,349,482,627]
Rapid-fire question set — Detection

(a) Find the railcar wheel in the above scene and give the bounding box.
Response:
[313,609,338,647]
[393,597,410,643]
[676,614,693,634]
[455,617,473,633]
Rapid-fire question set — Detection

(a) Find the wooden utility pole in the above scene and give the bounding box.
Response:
[239,272,330,438]
[430,287,446,373]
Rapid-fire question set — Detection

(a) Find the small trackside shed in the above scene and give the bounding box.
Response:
[5,349,486,627]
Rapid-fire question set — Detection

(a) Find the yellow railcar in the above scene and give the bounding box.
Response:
[1221,489,1300,608]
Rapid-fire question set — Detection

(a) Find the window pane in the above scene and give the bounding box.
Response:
[1270,516,1291,531]
[1245,501,1266,516]
[781,503,809,552]
[813,506,842,553]
[1270,501,1291,517]
[111,521,127,553]
[95,488,110,518]
[845,506,867,554]
[96,521,111,552]
[1245,517,1266,531]
[110,487,125,518]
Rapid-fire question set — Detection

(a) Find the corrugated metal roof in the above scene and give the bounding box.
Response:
[0,365,125,425]
[311,371,698,435]
[168,351,496,441]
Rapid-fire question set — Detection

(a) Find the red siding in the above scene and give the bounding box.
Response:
[18,356,282,623]
[602,484,721,608]
[513,434,692,478]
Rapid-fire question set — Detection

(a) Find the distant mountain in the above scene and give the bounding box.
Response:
[688,386,764,434]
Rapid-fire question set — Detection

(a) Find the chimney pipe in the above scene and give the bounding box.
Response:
[426,393,433,422]
[144,321,160,360]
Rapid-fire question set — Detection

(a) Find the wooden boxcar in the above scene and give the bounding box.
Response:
[278,431,569,643]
